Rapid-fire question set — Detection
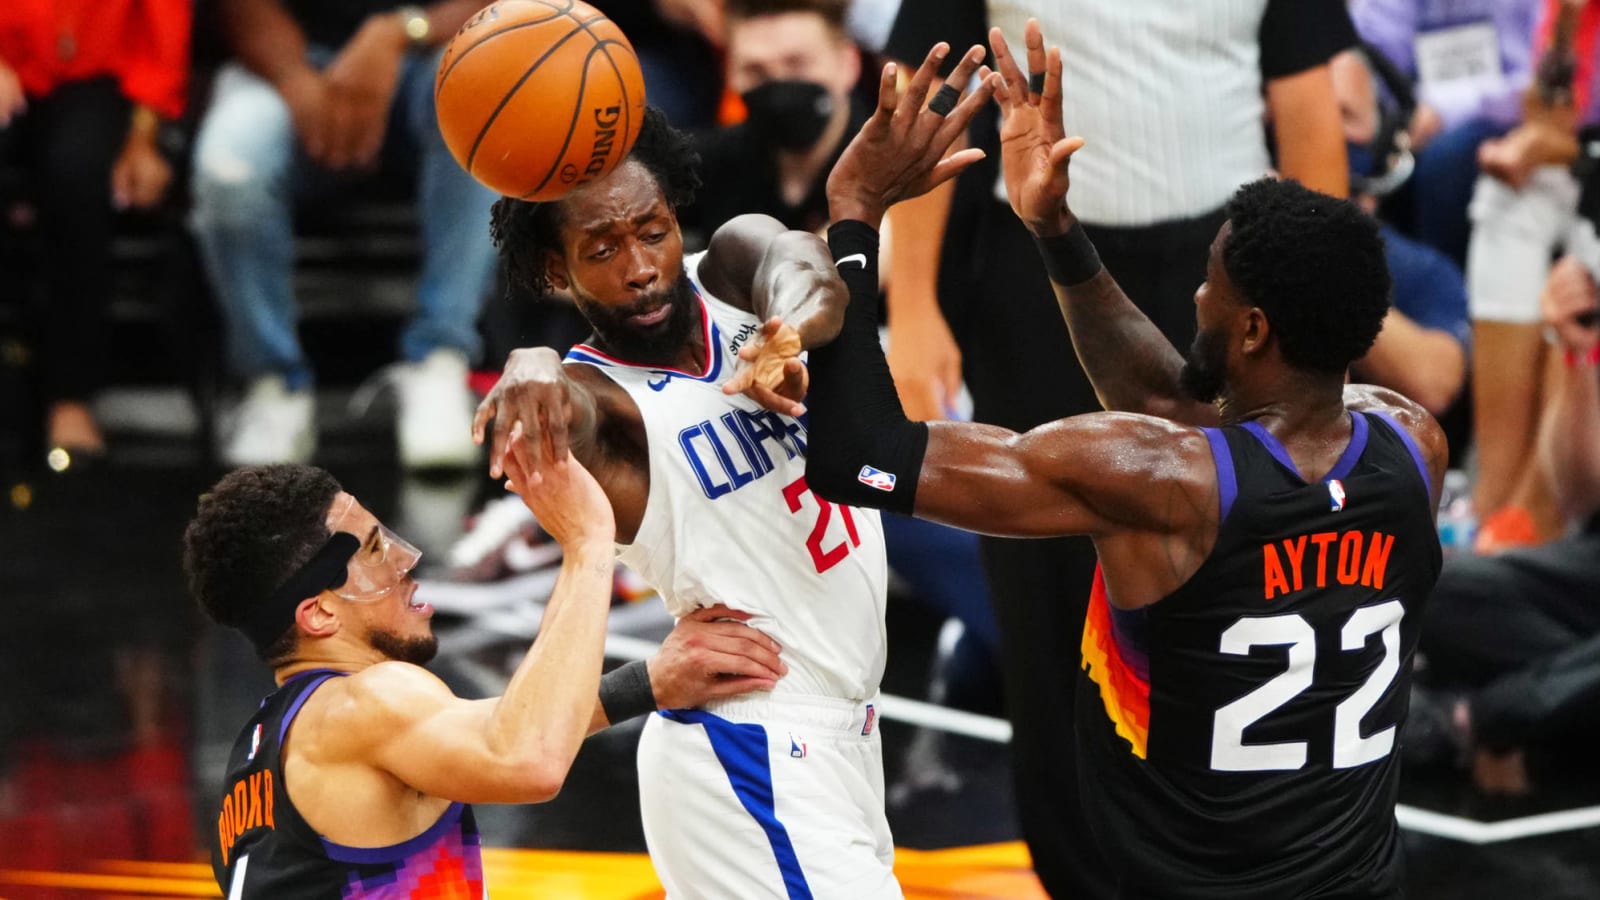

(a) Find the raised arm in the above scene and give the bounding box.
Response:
[334,441,616,804]
[699,214,847,350]
[987,24,1218,425]
[808,42,1213,544]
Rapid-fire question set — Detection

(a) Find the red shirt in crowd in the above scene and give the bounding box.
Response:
[0,0,190,119]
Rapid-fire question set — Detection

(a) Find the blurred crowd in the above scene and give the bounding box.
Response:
[3,0,1600,896]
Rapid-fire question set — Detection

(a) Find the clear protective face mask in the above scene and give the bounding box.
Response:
[324,495,422,600]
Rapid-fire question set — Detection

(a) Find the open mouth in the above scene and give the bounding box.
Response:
[403,580,432,616]
[628,303,671,327]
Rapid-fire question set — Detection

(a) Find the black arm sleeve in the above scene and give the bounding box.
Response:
[1259,0,1358,80]
[804,221,929,514]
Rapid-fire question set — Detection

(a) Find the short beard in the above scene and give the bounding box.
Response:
[369,629,438,665]
[1179,326,1228,404]
[577,271,699,365]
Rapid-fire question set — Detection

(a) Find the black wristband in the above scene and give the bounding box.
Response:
[1033,220,1103,286]
[598,659,656,724]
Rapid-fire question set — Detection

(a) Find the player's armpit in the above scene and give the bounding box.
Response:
[912,413,1217,540]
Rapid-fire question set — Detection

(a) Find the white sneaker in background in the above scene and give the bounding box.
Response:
[223,374,315,467]
[396,349,479,470]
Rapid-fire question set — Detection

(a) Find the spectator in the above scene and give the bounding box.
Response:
[1351,0,1542,267]
[190,0,497,470]
[679,0,867,245]
[1332,47,1471,417]
[874,3,1357,897]
[1463,0,1595,550]
[0,0,191,469]
[1408,252,1600,795]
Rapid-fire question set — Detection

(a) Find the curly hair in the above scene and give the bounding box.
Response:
[491,106,702,297]
[182,465,342,663]
[1221,178,1391,375]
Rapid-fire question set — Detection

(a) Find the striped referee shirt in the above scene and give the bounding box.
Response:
[881,0,1356,226]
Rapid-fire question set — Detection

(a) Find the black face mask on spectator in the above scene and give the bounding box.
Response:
[741,80,835,151]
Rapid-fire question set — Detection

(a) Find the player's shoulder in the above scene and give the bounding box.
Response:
[1344,384,1445,451]
[314,663,452,737]
[1345,383,1447,489]
[1030,411,1216,483]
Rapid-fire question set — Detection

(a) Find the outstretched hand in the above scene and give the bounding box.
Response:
[721,316,808,416]
[826,42,1001,228]
[990,20,1084,236]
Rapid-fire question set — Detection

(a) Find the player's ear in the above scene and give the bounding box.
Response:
[545,250,571,291]
[1240,308,1270,356]
[296,595,339,639]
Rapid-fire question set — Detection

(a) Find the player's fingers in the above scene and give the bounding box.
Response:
[686,604,754,622]
[472,394,494,445]
[1042,46,1065,127]
[926,148,988,191]
[489,410,514,479]
[747,382,805,417]
[707,676,779,697]
[1024,18,1048,99]
[874,61,899,121]
[546,398,571,463]
[706,650,785,681]
[1049,136,1086,177]
[988,27,1028,105]
[780,359,808,399]
[897,43,948,128]
[935,70,1000,149]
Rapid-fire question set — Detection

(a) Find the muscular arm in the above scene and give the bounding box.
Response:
[1267,63,1351,199]
[698,214,847,350]
[807,221,1208,542]
[335,542,616,804]
[1047,247,1219,425]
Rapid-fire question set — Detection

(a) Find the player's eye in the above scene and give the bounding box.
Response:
[643,231,667,244]
[589,245,616,261]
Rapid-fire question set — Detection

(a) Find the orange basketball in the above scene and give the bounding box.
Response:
[434,0,647,200]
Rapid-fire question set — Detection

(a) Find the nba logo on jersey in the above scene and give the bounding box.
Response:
[861,704,876,736]
[857,466,896,492]
[247,723,262,762]
[1328,479,1347,512]
[789,734,807,759]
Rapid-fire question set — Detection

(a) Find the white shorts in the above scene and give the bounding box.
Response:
[1467,166,1581,324]
[637,695,900,900]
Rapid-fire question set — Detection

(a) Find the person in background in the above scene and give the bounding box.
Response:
[1332,45,1471,418]
[1408,251,1600,795]
[0,0,191,469]
[1461,0,1598,551]
[1351,0,1542,267]
[190,0,499,470]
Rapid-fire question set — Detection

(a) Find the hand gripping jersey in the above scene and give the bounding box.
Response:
[1078,411,1441,899]
[211,670,486,899]
[564,252,890,704]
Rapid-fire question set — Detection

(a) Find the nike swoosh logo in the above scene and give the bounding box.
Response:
[836,253,868,270]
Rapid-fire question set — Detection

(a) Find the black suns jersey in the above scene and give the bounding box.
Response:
[212,669,486,899]
[1077,410,1440,899]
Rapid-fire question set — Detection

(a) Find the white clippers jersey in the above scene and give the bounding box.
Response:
[564,253,890,703]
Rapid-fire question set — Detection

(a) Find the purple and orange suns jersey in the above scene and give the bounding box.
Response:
[1077,411,1441,900]
[211,670,486,899]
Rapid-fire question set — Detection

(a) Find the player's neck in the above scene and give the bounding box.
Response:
[1216,373,1347,435]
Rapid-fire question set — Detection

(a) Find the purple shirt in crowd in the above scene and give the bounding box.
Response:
[1351,0,1541,129]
